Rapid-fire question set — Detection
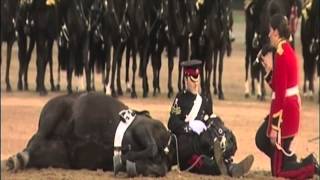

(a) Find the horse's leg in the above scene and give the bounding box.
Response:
[156,50,162,94]
[151,51,159,97]
[104,42,111,95]
[124,159,168,177]
[212,50,218,95]
[130,48,137,98]
[5,40,13,92]
[47,39,55,91]
[24,37,36,91]
[36,36,48,96]
[218,49,225,100]
[167,43,174,98]
[116,43,125,96]
[205,46,213,94]
[17,33,26,91]
[125,42,131,93]
[244,46,250,98]
[142,40,150,98]
[111,43,118,97]
[67,51,74,94]
[3,138,70,171]
[83,34,91,92]
[259,70,266,101]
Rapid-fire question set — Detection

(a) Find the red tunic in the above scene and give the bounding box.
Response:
[266,40,300,138]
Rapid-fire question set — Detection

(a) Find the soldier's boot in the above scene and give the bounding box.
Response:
[213,140,228,175]
[301,153,320,176]
[228,154,254,177]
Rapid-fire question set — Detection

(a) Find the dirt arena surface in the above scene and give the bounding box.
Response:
[1,11,319,179]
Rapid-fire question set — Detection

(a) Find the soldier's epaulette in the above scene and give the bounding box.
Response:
[276,40,286,55]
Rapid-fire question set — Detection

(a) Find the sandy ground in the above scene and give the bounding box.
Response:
[1,11,319,179]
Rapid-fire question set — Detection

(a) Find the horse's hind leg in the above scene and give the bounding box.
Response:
[3,139,70,171]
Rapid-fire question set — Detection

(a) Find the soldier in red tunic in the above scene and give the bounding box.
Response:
[255,13,319,179]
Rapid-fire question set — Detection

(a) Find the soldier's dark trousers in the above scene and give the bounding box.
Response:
[255,117,316,179]
[187,155,221,175]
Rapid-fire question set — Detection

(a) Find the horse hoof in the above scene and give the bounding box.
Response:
[218,93,225,100]
[126,160,137,177]
[131,92,137,98]
[51,86,56,92]
[244,93,249,99]
[259,95,265,101]
[39,90,48,96]
[6,85,12,92]
[17,82,23,91]
[56,84,60,91]
[143,92,148,98]
[117,89,123,96]
[111,91,117,97]
[113,155,123,175]
[24,84,29,91]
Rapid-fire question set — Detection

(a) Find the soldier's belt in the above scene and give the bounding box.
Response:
[272,86,299,99]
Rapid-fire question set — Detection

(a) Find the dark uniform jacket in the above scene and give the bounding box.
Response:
[266,40,300,138]
[168,90,213,135]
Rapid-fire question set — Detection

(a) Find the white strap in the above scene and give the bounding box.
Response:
[185,94,202,122]
[114,109,136,155]
[272,86,299,99]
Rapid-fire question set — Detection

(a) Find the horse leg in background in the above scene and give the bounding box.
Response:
[218,49,225,100]
[110,42,119,97]
[5,39,14,92]
[35,35,49,96]
[212,49,218,95]
[17,33,27,91]
[205,44,214,94]
[259,70,266,101]
[130,44,138,98]
[66,52,74,94]
[104,42,111,95]
[244,44,251,98]
[116,43,125,96]
[125,42,131,93]
[23,37,35,91]
[83,34,91,92]
[167,44,174,98]
[142,41,150,98]
[47,39,56,91]
[151,50,161,97]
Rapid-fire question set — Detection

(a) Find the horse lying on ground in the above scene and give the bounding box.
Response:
[2,92,244,177]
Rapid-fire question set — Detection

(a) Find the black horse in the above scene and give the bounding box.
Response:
[1,0,19,91]
[301,0,320,99]
[1,92,172,177]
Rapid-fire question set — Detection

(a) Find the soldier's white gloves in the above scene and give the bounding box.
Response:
[189,120,207,135]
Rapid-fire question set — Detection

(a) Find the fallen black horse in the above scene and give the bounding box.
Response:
[2,92,172,177]
[1,92,243,177]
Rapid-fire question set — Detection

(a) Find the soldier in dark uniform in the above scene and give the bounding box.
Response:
[168,59,254,177]
[256,14,319,179]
